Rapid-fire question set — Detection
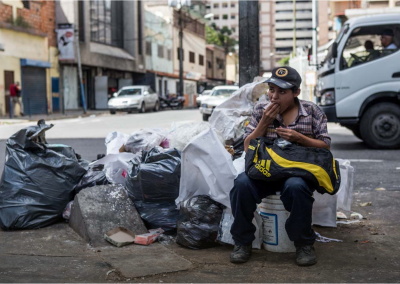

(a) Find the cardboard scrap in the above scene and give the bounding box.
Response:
[134,228,164,246]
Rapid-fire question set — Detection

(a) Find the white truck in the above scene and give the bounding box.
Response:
[317,14,400,149]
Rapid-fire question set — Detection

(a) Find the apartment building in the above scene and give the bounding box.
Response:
[206,44,226,87]
[0,0,58,116]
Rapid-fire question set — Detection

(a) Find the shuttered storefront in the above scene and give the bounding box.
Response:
[22,67,47,115]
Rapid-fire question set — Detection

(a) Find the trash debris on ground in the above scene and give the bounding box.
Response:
[134,228,164,246]
[124,129,167,154]
[375,187,386,191]
[126,148,181,202]
[337,220,361,225]
[63,201,74,220]
[360,202,372,207]
[104,227,136,247]
[0,120,87,230]
[74,164,109,194]
[350,212,364,220]
[360,240,371,244]
[158,234,175,245]
[133,201,179,233]
[209,80,267,141]
[106,269,117,276]
[225,145,235,156]
[337,212,348,219]
[217,208,262,249]
[315,232,343,243]
[176,195,225,249]
[176,128,236,209]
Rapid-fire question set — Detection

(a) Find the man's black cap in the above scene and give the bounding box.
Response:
[264,66,302,89]
[382,29,394,37]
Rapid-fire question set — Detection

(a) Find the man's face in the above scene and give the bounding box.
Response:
[268,83,300,114]
[381,35,393,48]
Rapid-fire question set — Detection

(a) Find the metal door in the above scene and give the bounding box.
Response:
[21,67,47,115]
[95,76,108,109]
[4,71,14,114]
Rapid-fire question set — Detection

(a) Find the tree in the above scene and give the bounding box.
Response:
[206,24,237,54]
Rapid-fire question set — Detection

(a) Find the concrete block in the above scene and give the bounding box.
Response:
[69,184,147,247]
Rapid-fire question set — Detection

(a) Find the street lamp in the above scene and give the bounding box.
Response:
[204,13,214,19]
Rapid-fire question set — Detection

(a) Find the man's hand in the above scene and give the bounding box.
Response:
[260,103,280,127]
[276,127,301,143]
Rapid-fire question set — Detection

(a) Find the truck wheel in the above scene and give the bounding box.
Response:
[139,102,146,113]
[203,114,210,121]
[360,102,400,149]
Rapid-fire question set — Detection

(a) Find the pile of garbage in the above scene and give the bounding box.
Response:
[0,80,355,250]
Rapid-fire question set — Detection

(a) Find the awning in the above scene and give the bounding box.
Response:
[20,59,51,68]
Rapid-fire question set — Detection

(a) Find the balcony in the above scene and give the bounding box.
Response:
[275,2,312,11]
[275,30,312,38]
[275,12,312,20]
[275,21,312,29]
[274,39,312,48]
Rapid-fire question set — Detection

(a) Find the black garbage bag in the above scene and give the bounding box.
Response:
[126,148,181,202]
[74,164,109,194]
[133,200,178,233]
[0,120,87,230]
[176,195,225,249]
[232,136,244,160]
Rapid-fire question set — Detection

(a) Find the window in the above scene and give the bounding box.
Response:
[158,45,164,58]
[216,58,225,69]
[177,48,184,60]
[167,49,172,61]
[222,3,228,8]
[213,3,219,8]
[146,42,152,56]
[231,15,236,19]
[223,14,228,20]
[189,51,195,63]
[232,27,236,33]
[207,61,212,69]
[231,3,235,8]
[22,0,30,9]
[199,54,204,66]
[340,24,400,70]
[90,0,123,47]
[214,15,219,20]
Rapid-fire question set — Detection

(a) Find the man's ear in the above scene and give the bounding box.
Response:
[294,88,301,98]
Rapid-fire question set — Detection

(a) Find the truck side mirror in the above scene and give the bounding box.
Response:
[332,42,338,59]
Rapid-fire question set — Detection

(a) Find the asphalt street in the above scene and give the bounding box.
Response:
[0,109,399,192]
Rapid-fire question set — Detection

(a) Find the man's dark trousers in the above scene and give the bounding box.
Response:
[230,172,316,247]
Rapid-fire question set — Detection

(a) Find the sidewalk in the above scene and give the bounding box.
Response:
[0,189,398,283]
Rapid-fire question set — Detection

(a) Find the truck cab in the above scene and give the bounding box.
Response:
[317,14,400,149]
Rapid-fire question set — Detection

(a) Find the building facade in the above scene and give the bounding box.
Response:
[0,0,58,116]
[55,0,146,111]
[206,44,226,87]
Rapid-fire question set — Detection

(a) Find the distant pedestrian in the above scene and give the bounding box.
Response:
[9,81,24,117]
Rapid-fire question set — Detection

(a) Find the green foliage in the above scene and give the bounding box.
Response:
[278,56,290,66]
[206,25,222,46]
[206,24,237,53]
[6,16,30,28]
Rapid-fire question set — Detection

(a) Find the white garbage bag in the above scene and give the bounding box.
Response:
[336,159,355,213]
[124,129,167,154]
[176,128,237,209]
[232,152,246,177]
[209,80,268,141]
[105,131,129,155]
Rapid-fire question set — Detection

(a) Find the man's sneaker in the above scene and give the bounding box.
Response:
[230,245,252,264]
[295,245,317,266]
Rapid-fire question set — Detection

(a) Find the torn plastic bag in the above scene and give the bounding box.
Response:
[91,152,140,186]
[105,131,129,155]
[126,148,181,202]
[176,128,236,209]
[124,129,167,154]
[217,208,262,249]
[74,164,109,194]
[232,136,245,160]
[312,192,337,227]
[134,200,178,233]
[176,195,225,249]
[209,80,267,141]
[63,201,74,220]
[169,122,213,151]
[0,120,87,230]
[336,159,355,213]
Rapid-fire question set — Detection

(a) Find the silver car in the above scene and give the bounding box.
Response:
[108,86,160,114]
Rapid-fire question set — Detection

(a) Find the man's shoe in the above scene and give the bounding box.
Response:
[296,245,317,266]
[230,245,252,264]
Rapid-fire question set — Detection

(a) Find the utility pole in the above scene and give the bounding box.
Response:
[292,0,296,57]
[178,2,184,97]
[312,0,318,68]
[238,0,259,87]
[75,27,87,114]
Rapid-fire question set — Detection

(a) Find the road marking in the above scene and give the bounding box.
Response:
[348,159,383,162]
[396,167,400,170]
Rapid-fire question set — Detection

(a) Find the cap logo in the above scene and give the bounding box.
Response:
[276,68,288,77]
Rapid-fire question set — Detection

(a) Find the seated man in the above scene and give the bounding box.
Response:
[364,40,380,61]
[229,67,331,266]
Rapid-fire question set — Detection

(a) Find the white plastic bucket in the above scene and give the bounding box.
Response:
[259,195,296,253]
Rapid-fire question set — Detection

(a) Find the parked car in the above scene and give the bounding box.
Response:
[108,86,159,114]
[199,86,239,121]
[196,90,212,107]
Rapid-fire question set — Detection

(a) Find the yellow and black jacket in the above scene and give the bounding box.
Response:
[245,138,341,195]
